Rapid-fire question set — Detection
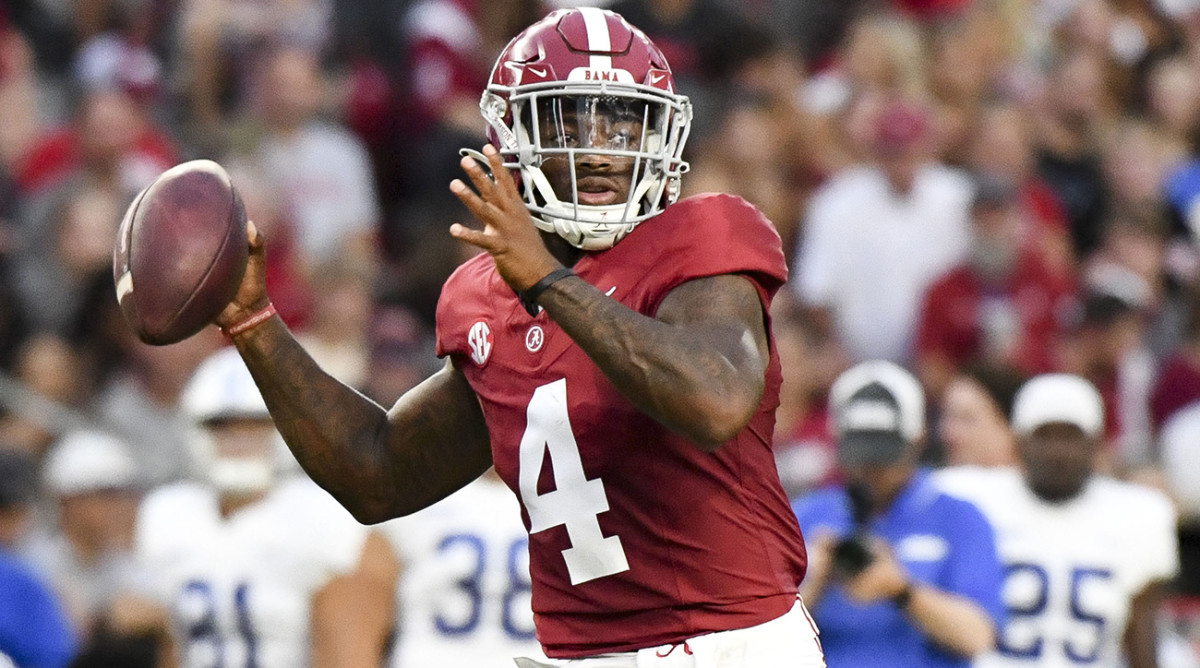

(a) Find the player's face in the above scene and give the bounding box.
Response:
[840,445,919,511]
[60,489,139,547]
[535,96,643,206]
[202,417,279,501]
[206,418,277,462]
[1017,422,1098,502]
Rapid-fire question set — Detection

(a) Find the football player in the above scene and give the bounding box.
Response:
[382,468,547,667]
[135,347,398,667]
[211,7,820,667]
[937,374,1178,668]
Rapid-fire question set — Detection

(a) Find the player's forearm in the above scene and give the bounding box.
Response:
[231,317,400,520]
[538,275,765,450]
[235,318,493,521]
[311,533,398,667]
[798,568,831,610]
[904,585,996,658]
[1125,582,1165,668]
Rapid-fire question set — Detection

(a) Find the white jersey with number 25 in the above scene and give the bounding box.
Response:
[936,466,1177,668]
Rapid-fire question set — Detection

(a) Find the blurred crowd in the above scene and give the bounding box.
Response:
[8,0,1200,662]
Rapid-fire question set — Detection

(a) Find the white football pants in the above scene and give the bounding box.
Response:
[513,597,825,668]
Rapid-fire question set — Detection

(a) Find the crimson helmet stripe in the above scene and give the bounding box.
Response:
[579,6,613,70]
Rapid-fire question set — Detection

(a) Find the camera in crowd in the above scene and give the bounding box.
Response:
[831,483,876,579]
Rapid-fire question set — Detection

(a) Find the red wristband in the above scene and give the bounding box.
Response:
[222,303,277,338]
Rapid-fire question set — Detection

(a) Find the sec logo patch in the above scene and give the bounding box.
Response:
[468,321,493,366]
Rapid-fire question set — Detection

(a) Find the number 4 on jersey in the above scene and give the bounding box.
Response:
[518,379,629,585]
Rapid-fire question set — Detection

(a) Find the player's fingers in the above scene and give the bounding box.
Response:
[459,154,500,197]
[450,178,494,221]
[449,222,498,251]
[246,219,265,251]
[482,144,517,191]
[481,145,526,210]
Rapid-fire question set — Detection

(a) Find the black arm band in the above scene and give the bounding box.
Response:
[891,582,914,609]
[519,267,575,316]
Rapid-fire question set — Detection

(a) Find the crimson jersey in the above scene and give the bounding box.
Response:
[435,193,807,657]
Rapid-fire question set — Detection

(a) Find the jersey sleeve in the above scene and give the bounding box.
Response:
[133,482,209,600]
[648,194,788,301]
[377,511,427,565]
[435,253,494,359]
[1126,486,1180,592]
[266,477,369,592]
[279,479,372,582]
[938,496,1007,630]
[0,558,77,668]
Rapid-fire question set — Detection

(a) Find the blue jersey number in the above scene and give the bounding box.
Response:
[1066,568,1110,663]
[996,563,1112,663]
[179,580,258,668]
[434,533,536,641]
[995,563,1049,658]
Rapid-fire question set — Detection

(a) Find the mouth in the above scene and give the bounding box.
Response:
[576,177,622,206]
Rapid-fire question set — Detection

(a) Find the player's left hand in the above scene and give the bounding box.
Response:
[843,540,910,604]
[449,144,563,292]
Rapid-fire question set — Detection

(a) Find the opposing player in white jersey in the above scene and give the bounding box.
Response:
[136,346,398,667]
[382,469,547,667]
[937,374,1178,668]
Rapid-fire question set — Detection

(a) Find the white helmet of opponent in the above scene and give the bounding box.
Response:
[181,346,282,496]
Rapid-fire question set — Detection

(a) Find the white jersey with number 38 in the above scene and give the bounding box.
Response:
[936,466,1178,668]
[135,476,370,668]
[382,474,546,668]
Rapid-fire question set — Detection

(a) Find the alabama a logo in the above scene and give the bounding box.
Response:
[525,325,544,352]
[468,321,493,366]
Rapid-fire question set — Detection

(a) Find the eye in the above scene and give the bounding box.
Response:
[607,126,639,150]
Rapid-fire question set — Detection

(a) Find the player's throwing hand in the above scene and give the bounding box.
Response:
[214,219,270,331]
[449,144,562,293]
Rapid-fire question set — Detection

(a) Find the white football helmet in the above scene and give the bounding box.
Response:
[479,7,692,250]
[181,346,281,496]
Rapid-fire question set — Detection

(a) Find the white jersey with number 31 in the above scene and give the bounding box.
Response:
[135,476,370,668]
[936,466,1178,668]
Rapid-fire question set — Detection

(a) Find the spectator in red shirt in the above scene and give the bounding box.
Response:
[916,173,1077,399]
[968,103,1076,279]
[1056,286,1158,467]
[772,301,842,499]
[1150,298,1200,435]
[13,88,177,197]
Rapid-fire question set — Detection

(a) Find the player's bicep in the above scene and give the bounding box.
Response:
[655,274,771,377]
[380,357,493,515]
